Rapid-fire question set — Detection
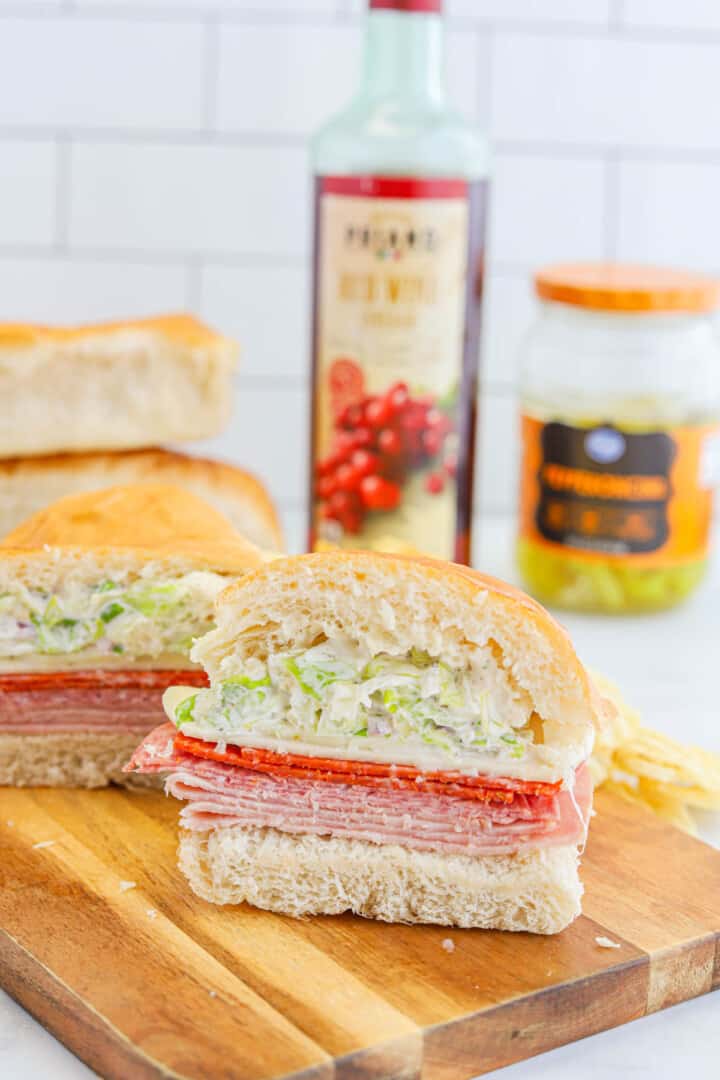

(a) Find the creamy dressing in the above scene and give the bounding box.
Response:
[0,571,226,663]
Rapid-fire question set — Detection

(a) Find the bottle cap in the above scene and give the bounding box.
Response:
[370,1,443,12]
[535,262,720,313]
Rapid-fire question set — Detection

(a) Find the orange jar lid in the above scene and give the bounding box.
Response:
[535,262,720,313]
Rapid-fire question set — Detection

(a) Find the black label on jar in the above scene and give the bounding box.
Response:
[535,422,676,554]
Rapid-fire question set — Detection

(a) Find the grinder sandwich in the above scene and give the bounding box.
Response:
[0,483,266,787]
[128,551,596,932]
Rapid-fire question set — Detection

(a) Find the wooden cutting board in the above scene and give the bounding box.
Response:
[0,786,718,1080]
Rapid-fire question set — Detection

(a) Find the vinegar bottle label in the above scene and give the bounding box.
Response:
[309,174,486,561]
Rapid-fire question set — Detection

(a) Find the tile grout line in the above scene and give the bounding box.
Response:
[202,14,220,132]
[608,0,625,33]
[184,258,204,312]
[53,134,72,253]
[477,24,493,133]
[602,152,622,260]
[7,129,720,166]
[0,6,719,46]
[0,246,309,268]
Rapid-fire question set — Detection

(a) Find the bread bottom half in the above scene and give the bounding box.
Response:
[179,825,583,934]
[0,732,160,789]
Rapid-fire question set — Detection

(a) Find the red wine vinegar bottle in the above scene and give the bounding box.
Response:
[308,0,489,563]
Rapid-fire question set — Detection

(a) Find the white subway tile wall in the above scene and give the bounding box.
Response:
[0,0,717,554]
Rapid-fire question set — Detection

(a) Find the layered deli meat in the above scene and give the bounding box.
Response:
[129,638,592,854]
[0,670,208,735]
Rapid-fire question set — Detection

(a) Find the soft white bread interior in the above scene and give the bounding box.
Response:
[0,314,237,457]
[192,551,597,781]
[179,825,582,934]
[0,449,283,551]
[0,731,161,789]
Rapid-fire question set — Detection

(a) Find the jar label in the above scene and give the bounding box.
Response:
[519,416,719,565]
[310,175,486,561]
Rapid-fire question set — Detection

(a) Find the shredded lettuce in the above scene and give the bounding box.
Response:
[100,602,125,624]
[0,570,226,661]
[124,583,182,617]
[177,642,537,766]
[175,694,198,727]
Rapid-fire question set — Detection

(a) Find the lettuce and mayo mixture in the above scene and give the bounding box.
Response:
[0,571,227,663]
[168,638,543,770]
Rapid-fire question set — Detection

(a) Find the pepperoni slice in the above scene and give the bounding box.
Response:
[174,732,561,804]
[0,669,209,693]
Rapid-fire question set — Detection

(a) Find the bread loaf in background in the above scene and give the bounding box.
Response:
[0,315,237,458]
[0,449,283,552]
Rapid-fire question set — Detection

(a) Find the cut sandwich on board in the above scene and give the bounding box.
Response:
[0,483,267,787]
[128,552,597,932]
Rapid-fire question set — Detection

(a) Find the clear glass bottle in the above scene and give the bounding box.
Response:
[517,262,720,613]
[308,0,490,563]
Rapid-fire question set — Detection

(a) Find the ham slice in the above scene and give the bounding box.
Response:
[0,670,208,735]
[129,723,592,857]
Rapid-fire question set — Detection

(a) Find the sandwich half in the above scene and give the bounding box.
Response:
[128,552,596,933]
[0,483,266,787]
[0,449,283,551]
[0,314,236,457]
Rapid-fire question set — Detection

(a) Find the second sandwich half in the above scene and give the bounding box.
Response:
[0,483,267,787]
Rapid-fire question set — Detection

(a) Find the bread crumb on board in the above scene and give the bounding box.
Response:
[32,840,55,850]
[119,880,137,893]
[146,908,158,920]
[441,937,456,954]
[595,936,621,949]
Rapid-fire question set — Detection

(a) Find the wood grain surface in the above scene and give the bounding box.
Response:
[0,786,718,1080]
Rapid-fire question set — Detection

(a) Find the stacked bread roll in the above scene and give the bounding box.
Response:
[0,315,282,550]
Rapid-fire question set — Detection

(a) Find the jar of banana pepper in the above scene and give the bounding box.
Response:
[517,263,720,613]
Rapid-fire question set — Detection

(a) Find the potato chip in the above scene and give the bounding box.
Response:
[602,777,698,835]
[640,778,720,812]
[590,670,720,834]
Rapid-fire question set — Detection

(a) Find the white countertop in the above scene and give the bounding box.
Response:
[1,518,718,1080]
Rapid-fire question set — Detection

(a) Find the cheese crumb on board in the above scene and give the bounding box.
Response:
[32,840,55,850]
[595,936,621,949]
[441,938,455,953]
[119,880,137,893]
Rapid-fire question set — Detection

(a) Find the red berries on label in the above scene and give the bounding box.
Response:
[425,471,445,495]
[378,427,403,456]
[422,429,443,457]
[360,475,401,511]
[314,370,456,535]
[351,449,379,478]
[364,397,392,428]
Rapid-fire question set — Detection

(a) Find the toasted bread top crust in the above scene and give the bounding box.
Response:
[0,449,283,550]
[0,314,233,353]
[1,483,266,573]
